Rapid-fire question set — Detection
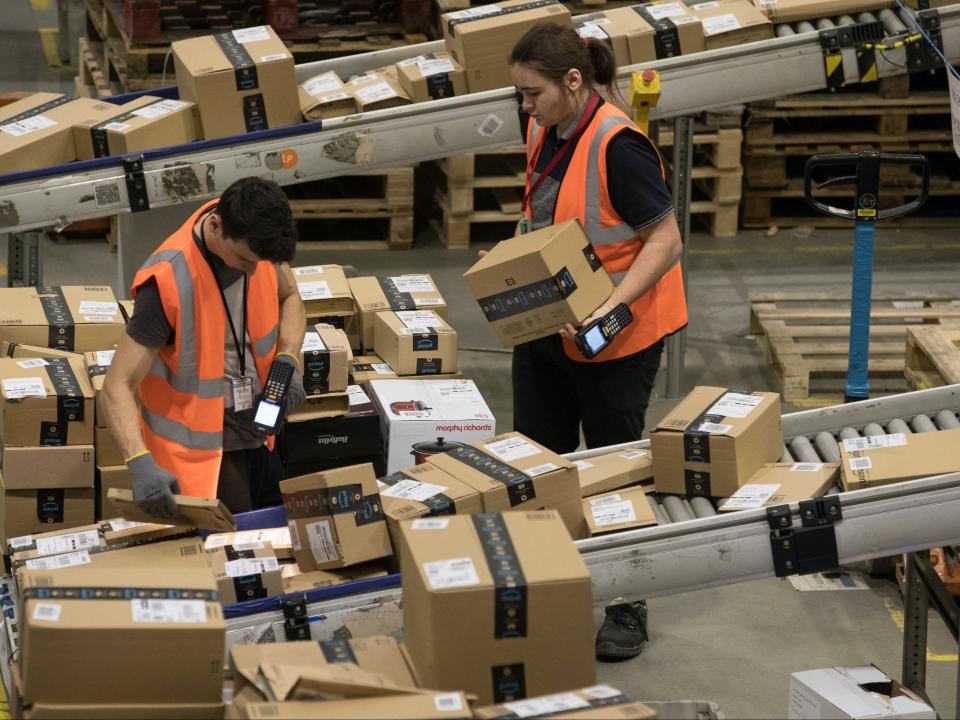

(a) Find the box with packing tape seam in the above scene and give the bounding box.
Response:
[686,0,774,50]
[373,310,458,377]
[349,275,447,352]
[300,324,351,395]
[396,52,467,102]
[573,447,653,498]
[204,542,283,604]
[838,427,960,491]
[72,95,201,160]
[718,462,839,512]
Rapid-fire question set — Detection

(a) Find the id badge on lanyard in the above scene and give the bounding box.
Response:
[232,376,254,411]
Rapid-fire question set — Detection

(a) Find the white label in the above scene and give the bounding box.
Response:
[131,599,207,624]
[573,459,594,470]
[759,0,776,6]
[849,457,873,471]
[697,422,733,434]
[293,265,327,276]
[646,2,687,18]
[2,377,47,399]
[582,685,623,700]
[355,82,398,104]
[483,436,541,462]
[619,449,649,460]
[102,121,130,132]
[32,603,62,622]
[398,55,427,67]
[423,556,480,590]
[578,23,609,40]
[301,331,327,353]
[83,314,116,322]
[107,518,148,531]
[504,694,590,718]
[381,478,449,503]
[446,4,500,19]
[417,58,455,77]
[372,363,394,375]
[791,463,824,472]
[287,521,302,552]
[347,384,371,405]
[411,518,449,530]
[0,114,57,137]
[399,327,433,335]
[434,693,464,712]
[708,392,763,418]
[204,534,228,549]
[228,542,266,552]
[843,433,907,452]
[590,493,622,506]
[298,280,332,300]
[592,500,637,527]
[9,535,33,549]
[16,358,48,368]
[414,297,444,306]
[477,113,504,137]
[306,519,340,563]
[320,91,351,103]
[526,462,559,477]
[260,52,288,62]
[691,1,720,7]
[304,75,343,96]
[950,68,960,160]
[390,275,436,293]
[395,310,444,329]
[131,99,188,120]
[720,484,781,510]
[232,26,271,43]
[95,350,116,367]
[79,300,119,316]
[25,550,91,570]
[701,13,741,35]
[788,572,870,592]
[224,557,280,577]
[35,530,100,555]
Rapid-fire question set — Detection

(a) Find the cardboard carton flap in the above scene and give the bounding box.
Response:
[107,488,236,531]
[465,219,583,273]
[261,663,421,702]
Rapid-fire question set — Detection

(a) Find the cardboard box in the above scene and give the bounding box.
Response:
[1,445,94,489]
[205,543,283,603]
[752,0,893,23]
[396,52,467,102]
[583,486,657,536]
[50,536,207,572]
[347,72,411,113]
[578,4,705,64]
[650,387,783,498]
[0,94,120,174]
[838,428,960,492]
[18,565,225,705]
[0,286,125,354]
[239,693,470,719]
[378,463,483,550]
[72,96,201,160]
[442,0,573,93]
[281,561,388,593]
[108,487,237,531]
[301,324,351,395]
[0,475,95,541]
[7,523,105,560]
[95,426,123,467]
[205,526,294,559]
[574,448,653,498]
[173,25,300,140]
[281,384,386,478]
[367,379,496,474]
[99,517,191,546]
[96,464,131,519]
[293,265,355,317]
[299,72,354,121]
[1,343,82,361]
[281,462,392,570]
[428,431,585,539]
[0,357,95,447]
[788,665,936,719]
[718,462,839,512]
[350,355,399,384]
[463,219,614,348]
[401,510,594,703]
[349,275,447,352]
[474,686,654,719]
[289,392,351,421]
[83,348,117,423]
[687,0,773,50]
[373,311,458,377]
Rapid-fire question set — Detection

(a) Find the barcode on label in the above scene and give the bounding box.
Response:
[131,599,207,624]
[477,113,504,137]
[526,462,558,477]
[698,422,732,434]
[791,463,824,472]
[849,457,872,471]
[434,693,464,712]
[33,603,62,622]
[94,182,122,208]
[411,518,448,530]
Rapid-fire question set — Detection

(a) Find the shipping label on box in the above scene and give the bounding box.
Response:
[583,487,657,536]
[299,72,354,121]
[349,275,448,351]
[396,52,468,102]
[718,462,839,511]
[838,427,960,491]
[348,72,411,113]
[350,354,399,384]
[687,0,773,49]
[373,310,458,377]
[205,543,282,604]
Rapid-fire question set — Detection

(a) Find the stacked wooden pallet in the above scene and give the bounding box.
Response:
[749,290,960,406]
[285,166,416,250]
[905,324,960,390]
[741,72,956,229]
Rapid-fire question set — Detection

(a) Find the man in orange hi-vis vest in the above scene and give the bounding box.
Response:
[102,178,307,519]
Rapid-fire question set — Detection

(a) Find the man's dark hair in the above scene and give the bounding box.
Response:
[217,177,297,263]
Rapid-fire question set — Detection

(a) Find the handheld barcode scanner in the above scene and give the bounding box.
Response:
[574,304,634,360]
[252,360,295,433]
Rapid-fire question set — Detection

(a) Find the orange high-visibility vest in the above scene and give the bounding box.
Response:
[131,200,280,497]
[525,101,688,362]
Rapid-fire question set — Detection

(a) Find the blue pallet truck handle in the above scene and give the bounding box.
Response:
[804,152,930,403]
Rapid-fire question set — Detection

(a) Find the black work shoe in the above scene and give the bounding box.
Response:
[596,600,649,661]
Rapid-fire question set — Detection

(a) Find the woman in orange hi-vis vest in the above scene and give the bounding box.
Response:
[508,24,688,661]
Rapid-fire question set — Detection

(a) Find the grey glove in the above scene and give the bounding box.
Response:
[128,452,181,521]
[276,353,306,420]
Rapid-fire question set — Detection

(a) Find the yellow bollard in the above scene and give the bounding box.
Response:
[629,69,661,135]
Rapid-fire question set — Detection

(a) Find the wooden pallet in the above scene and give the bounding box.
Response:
[905,325,960,391]
[287,166,415,250]
[77,37,122,98]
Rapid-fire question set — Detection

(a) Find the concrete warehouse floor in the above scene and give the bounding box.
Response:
[3,3,959,716]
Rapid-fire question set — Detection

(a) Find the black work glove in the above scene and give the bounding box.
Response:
[128,452,180,521]
[275,353,305,420]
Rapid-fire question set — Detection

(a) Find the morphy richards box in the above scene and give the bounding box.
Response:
[373,310,458,377]
[0,286,125,354]
[400,510,594,704]
[349,275,448,351]
[464,219,613,348]
[173,25,300,139]
[651,386,782,498]
[72,96,201,160]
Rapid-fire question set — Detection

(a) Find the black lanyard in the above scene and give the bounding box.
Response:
[199,214,248,375]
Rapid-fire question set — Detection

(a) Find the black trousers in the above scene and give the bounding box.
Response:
[216,444,284,514]
[512,334,664,454]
